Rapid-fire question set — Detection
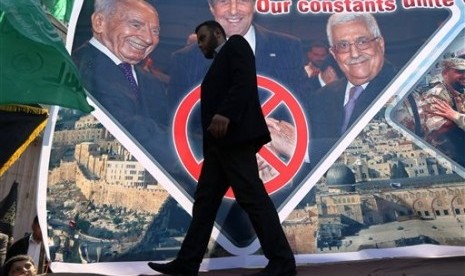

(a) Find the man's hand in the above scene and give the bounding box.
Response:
[207,114,230,138]
[266,118,296,159]
[321,66,339,84]
[257,153,278,182]
[429,97,460,123]
[258,118,296,182]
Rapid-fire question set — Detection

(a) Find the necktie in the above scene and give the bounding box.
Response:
[340,85,364,134]
[118,63,139,97]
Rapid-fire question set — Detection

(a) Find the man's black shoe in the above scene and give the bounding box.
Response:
[147,260,198,276]
[243,259,297,276]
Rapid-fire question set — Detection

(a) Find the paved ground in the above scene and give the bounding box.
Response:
[197,256,465,276]
[51,256,465,276]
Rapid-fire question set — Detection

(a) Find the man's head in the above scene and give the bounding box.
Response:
[31,216,42,243]
[208,0,255,37]
[307,41,328,69]
[3,255,37,276]
[441,57,465,93]
[195,20,227,59]
[91,0,160,64]
[327,13,385,85]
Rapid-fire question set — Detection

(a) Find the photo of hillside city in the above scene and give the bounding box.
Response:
[45,104,465,264]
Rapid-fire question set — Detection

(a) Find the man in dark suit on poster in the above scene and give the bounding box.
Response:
[72,0,176,168]
[148,20,296,276]
[167,0,307,119]
[307,13,397,165]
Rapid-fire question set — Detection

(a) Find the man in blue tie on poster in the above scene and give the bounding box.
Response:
[307,13,397,166]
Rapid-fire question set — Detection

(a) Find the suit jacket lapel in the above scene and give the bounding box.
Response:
[333,79,347,131]
[254,24,269,69]
[135,66,149,112]
[203,41,227,84]
[92,45,137,102]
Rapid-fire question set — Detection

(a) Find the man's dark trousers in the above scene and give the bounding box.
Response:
[176,142,294,269]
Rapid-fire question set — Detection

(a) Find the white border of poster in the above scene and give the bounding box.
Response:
[36,0,465,274]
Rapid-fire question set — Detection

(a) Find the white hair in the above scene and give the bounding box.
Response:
[326,13,381,47]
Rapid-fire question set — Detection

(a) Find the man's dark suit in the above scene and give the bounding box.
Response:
[73,42,168,132]
[302,75,323,104]
[166,24,308,246]
[308,62,397,165]
[307,75,323,92]
[176,35,294,270]
[72,42,177,169]
[168,24,307,116]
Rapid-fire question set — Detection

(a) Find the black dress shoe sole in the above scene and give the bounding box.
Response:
[147,262,198,276]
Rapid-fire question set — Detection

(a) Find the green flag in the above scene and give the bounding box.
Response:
[0,0,93,113]
[41,0,74,24]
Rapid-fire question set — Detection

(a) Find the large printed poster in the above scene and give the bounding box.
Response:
[42,0,465,274]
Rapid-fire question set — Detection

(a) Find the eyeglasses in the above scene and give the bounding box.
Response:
[332,37,379,53]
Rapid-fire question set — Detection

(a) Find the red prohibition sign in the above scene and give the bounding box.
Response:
[173,75,308,199]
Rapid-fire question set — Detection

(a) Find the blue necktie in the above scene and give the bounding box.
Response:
[341,85,364,134]
[118,63,139,97]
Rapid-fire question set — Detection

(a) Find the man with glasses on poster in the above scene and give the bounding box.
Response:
[306,13,397,165]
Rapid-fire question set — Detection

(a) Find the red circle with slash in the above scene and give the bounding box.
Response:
[173,75,308,199]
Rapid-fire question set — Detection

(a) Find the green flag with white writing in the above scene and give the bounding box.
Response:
[0,0,93,113]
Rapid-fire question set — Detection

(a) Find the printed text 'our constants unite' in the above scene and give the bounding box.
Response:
[255,0,455,15]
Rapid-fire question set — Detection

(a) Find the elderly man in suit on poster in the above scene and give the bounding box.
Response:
[72,0,177,168]
[305,13,397,165]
